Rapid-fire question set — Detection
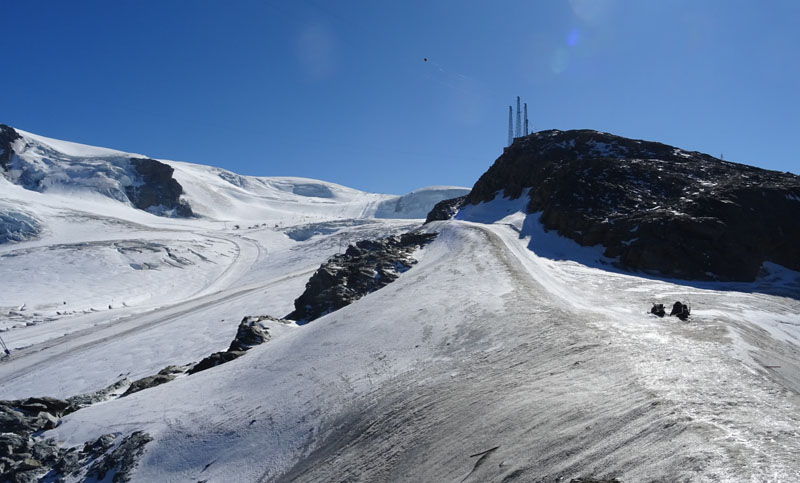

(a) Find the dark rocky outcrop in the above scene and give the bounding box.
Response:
[288,232,438,323]
[227,316,273,351]
[125,158,193,217]
[187,315,283,375]
[122,366,186,397]
[0,386,151,482]
[65,377,130,410]
[425,195,467,224]
[84,431,152,483]
[0,124,22,171]
[465,129,800,281]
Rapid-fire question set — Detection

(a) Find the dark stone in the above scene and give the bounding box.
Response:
[188,350,247,375]
[0,124,22,171]
[85,431,153,483]
[288,231,437,323]
[670,301,690,321]
[228,315,275,352]
[17,397,71,417]
[0,405,28,433]
[464,129,800,282]
[84,434,116,456]
[30,439,59,465]
[121,374,176,397]
[0,433,29,457]
[650,304,665,317]
[125,158,193,217]
[425,195,468,224]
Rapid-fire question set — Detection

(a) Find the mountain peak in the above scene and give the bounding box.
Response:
[464,130,800,281]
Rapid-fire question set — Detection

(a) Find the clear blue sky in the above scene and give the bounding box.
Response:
[3,0,798,194]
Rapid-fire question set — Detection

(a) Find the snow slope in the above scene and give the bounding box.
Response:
[24,193,800,482]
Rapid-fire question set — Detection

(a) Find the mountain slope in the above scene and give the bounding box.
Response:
[1,127,798,482]
[43,219,800,482]
[0,124,469,228]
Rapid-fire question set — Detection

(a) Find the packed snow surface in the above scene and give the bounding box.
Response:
[1,132,799,482]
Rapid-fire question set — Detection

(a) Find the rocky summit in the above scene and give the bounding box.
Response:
[463,129,800,281]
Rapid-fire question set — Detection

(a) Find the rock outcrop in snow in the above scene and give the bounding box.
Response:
[288,232,437,323]
[187,315,286,375]
[125,158,193,217]
[464,129,800,281]
[0,125,193,218]
[0,124,22,171]
[425,194,467,224]
[0,387,150,482]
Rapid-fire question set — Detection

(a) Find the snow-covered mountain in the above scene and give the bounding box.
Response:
[1,126,799,482]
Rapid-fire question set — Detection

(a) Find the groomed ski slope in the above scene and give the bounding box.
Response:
[42,194,800,482]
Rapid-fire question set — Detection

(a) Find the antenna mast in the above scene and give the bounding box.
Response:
[515,96,521,138]
[524,103,529,136]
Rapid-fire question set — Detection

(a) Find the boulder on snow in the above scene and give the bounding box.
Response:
[650,304,666,317]
[670,301,690,321]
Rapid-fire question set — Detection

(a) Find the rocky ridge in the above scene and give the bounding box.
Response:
[463,129,800,281]
[0,315,285,481]
[0,384,150,482]
[288,232,438,323]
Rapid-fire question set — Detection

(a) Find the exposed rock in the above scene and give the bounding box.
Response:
[670,301,690,321]
[122,374,175,397]
[570,478,622,483]
[85,431,153,483]
[0,396,70,434]
[188,350,247,375]
[228,315,276,351]
[125,158,193,217]
[425,195,467,224]
[0,124,22,171]
[0,386,154,482]
[465,129,800,281]
[288,231,438,323]
[0,433,29,458]
[66,377,130,409]
[650,304,666,317]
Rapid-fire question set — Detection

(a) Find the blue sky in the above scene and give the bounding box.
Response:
[3,0,798,194]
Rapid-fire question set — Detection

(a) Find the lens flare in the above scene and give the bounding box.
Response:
[567,28,580,47]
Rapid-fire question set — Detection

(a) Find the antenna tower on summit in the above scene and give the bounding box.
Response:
[507,106,513,147]
[507,96,531,147]
[524,103,529,136]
